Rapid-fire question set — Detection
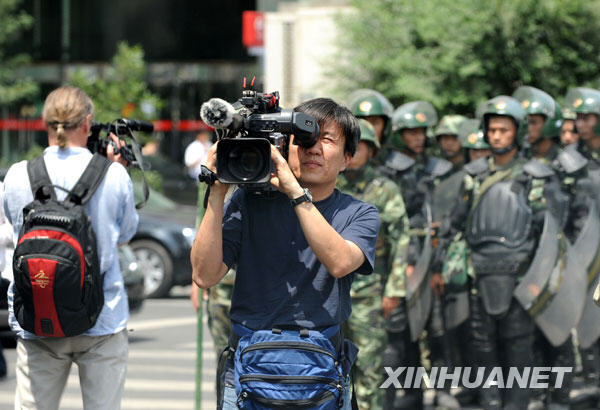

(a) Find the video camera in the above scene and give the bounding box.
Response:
[87,118,153,209]
[88,118,153,167]
[200,90,320,191]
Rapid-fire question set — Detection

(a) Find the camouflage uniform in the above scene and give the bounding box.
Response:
[338,121,410,410]
[207,271,235,356]
[197,183,236,356]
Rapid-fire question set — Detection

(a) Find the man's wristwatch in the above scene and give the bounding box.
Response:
[290,188,313,207]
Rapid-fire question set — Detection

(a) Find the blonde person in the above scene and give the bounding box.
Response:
[3,86,138,410]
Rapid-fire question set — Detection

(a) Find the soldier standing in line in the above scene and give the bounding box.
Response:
[434,115,468,172]
[560,110,579,147]
[460,122,491,162]
[380,101,453,410]
[338,119,410,410]
[513,86,592,410]
[347,89,395,165]
[566,88,600,163]
[564,88,600,408]
[431,119,491,408]
[433,95,575,410]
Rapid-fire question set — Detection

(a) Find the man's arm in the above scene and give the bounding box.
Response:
[269,145,371,278]
[191,144,230,289]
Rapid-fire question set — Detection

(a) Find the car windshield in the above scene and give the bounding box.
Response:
[133,183,178,211]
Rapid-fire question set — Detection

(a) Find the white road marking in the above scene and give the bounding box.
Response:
[127,316,197,331]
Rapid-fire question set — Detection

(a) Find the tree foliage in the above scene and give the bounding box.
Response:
[70,42,163,124]
[331,0,600,115]
[0,0,37,105]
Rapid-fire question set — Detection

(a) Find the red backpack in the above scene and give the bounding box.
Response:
[12,154,110,337]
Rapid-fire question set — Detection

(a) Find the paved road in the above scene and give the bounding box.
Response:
[0,289,592,410]
[0,286,218,409]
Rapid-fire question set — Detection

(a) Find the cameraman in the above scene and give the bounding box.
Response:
[192,98,380,408]
[3,86,138,409]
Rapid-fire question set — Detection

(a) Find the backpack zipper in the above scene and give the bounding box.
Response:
[239,374,340,387]
[18,253,76,269]
[239,389,337,408]
[240,341,337,362]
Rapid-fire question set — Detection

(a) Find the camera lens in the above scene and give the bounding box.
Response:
[227,145,266,181]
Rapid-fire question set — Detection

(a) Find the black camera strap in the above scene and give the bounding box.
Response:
[126,129,149,209]
[198,165,218,209]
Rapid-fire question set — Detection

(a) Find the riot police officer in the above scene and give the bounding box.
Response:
[565,87,600,163]
[512,86,588,409]
[435,115,468,171]
[434,95,576,410]
[560,109,579,147]
[564,87,600,408]
[347,89,395,164]
[513,86,562,163]
[381,101,453,410]
[458,120,491,162]
[338,119,410,409]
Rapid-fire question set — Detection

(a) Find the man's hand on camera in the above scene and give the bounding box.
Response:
[106,133,128,167]
[270,145,303,199]
[204,142,228,200]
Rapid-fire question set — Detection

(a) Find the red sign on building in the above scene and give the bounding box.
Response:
[242,11,264,48]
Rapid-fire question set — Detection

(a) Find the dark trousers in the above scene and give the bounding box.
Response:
[531,327,574,404]
[382,300,423,410]
[469,293,534,410]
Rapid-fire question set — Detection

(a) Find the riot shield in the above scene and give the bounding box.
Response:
[590,167,600,211]
[432,170,465,222]
[406,202,433,342]
[515,211,587,346]
[574,201,600,349]
[432,172,469,330]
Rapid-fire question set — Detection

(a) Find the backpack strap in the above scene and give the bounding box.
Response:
[66,154,112,205]
[27,156,57,201]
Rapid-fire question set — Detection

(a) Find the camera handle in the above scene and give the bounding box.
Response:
[198,165,218,208]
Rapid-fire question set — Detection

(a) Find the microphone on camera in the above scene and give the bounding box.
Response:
[200,98,244,131]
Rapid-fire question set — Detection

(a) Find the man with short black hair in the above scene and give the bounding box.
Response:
[192,98,380,409]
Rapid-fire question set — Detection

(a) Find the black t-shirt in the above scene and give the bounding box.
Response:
[222,189,379,330]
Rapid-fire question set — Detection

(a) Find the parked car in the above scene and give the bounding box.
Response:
[132,184,197,298]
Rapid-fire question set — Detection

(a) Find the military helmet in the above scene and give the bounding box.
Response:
[459,119,490,149]
[347,89,394,142]
[347,89,394,118]
[512,86,562,139]
[435,115,468,138]
[476,95,526,147]
[358,118,380,150]
[389,101,438,150]
[564,87,600,134]
[562,108,577,121]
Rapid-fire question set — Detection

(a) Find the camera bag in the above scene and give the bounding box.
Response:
[232,324,358,409]
[12,154,111,337]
